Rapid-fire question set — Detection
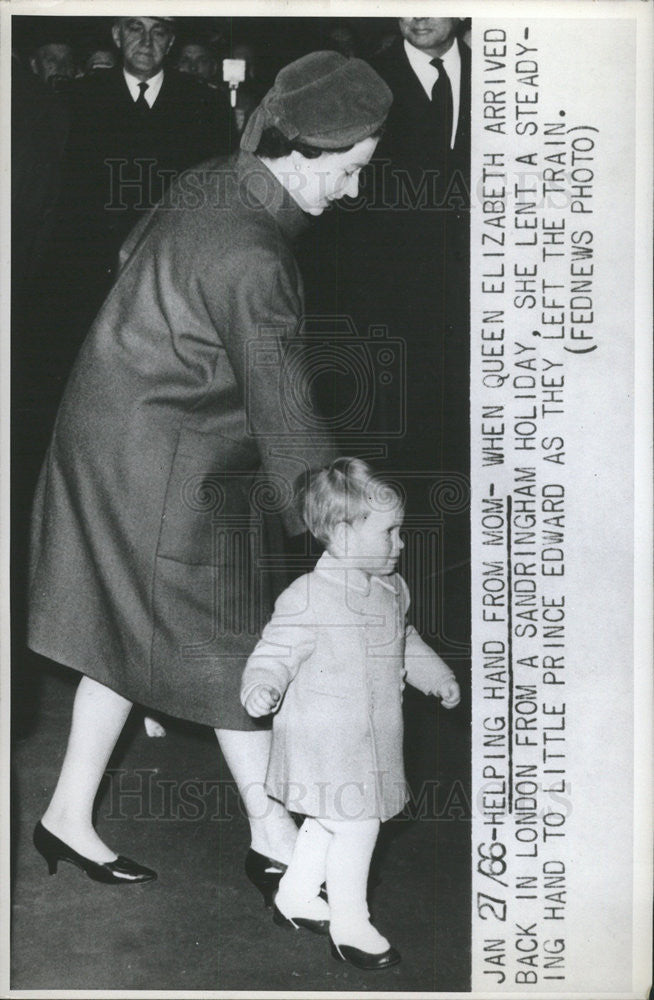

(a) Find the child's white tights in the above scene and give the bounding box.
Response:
[275,816,389,953]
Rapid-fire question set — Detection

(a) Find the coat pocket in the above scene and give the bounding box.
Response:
[157,428,258,566]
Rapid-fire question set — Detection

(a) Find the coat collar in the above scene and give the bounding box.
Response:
[314,551,399,595]
[236,151,310,241]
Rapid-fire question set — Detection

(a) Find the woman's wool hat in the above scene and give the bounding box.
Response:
[241,50,392,153]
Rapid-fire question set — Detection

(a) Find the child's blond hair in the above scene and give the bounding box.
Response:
[298,458,403,547]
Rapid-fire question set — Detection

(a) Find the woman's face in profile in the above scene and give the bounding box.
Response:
[290,136,378,216]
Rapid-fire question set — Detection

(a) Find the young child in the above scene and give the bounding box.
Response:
[240,458,460,970]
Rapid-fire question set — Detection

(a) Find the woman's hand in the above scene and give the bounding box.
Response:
[244,685,282,717]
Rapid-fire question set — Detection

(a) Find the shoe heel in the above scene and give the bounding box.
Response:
[273,905,296,930]
[329,938,402,970]
[33,823,60,875]
[261,883,276,909]
[244,850,286,909]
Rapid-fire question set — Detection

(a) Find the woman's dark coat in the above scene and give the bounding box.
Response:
[28,152,335,728]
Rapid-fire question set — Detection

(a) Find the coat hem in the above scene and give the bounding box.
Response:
[26,640,270,731]
[265,786,408,824]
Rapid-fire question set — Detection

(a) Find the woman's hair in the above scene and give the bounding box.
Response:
[297,457,402,546]
[255,124,383,160]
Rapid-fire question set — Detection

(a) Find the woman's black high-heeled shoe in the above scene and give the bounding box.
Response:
[33,822,157,885]
[244,848,329,908]
[272,899,330,936]
[244,849,287,908]
[330,937,401,970]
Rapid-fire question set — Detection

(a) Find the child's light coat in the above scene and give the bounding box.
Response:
[241,551,456,822]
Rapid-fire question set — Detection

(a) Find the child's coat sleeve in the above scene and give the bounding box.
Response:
[240,579,317,707]
[398,576,457,696]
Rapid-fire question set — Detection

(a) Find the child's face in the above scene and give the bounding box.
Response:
[341,502,405,576]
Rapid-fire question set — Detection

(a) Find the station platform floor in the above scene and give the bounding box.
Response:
[11,658,471,993]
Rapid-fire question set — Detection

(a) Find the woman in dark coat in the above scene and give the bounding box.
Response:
[29,52,392,890]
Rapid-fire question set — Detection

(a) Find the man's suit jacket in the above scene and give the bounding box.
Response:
[44,66,233,343]
[297,36,473,654]
[319,34,472,473]
[366,36,471,261]
[336,36,471,358]
[363,35,472,653]
[62,66,231,250]
[374,38,470,174]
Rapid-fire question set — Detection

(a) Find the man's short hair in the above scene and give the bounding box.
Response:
[112,16,176,27]
[298,457,403,546]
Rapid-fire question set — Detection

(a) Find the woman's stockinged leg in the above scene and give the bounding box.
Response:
[41,675,133,863]
[215,728,297,864]
[321,817,388,952]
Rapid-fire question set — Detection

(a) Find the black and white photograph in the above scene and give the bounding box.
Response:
[2,1,652,997]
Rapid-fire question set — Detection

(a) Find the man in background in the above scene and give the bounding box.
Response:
[176,34,219,86]
[302,16,471,663]
[364,16,471,452]
[49,16,229,341]
[29,33,76,89]
[367,15,471,653]
[83,47,117,74]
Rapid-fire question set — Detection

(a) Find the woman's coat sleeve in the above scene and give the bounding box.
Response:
[196,236,336,536]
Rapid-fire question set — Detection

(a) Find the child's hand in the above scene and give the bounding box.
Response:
[439,679,461,709]
[244,685,282,718]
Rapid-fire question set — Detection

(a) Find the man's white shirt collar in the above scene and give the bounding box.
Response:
[403,38,461,148]
[123,68,164,107]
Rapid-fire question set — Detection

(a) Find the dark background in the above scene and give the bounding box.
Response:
[11,15,399,74]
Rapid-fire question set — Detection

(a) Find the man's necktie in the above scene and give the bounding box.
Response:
[430,58,453,149]
[135,81,150,113]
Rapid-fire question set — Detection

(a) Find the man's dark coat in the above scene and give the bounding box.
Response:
[47,66,233,345]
